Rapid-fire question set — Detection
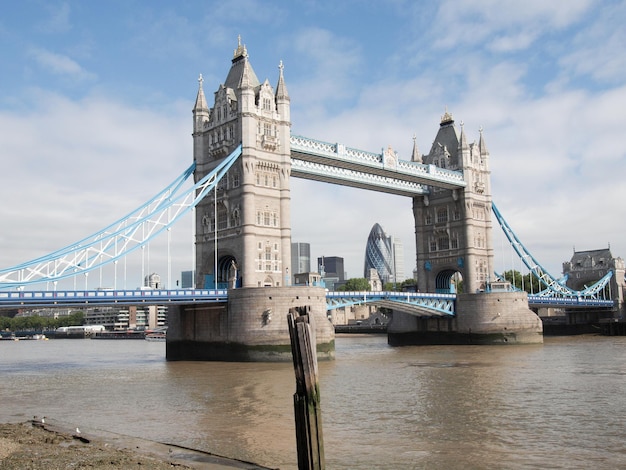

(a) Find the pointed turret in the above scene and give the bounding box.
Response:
[275,60,289,101]
[457,121,470,169]
[411,134,422,163]
[478,126,489,157]
[275,60,290,124]
[193,74,209,133]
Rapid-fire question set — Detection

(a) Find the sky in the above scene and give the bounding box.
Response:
[1,0,625,289]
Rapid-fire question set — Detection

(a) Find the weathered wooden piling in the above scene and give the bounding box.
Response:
[288,309,325,470]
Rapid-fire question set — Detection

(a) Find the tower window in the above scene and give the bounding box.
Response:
[437,208,448,223]
[438,237,449,250]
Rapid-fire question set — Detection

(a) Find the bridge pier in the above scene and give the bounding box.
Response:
[166,286,335,361]
[388,291,543,345]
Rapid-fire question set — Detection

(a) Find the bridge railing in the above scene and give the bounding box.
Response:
[290,135,466,184]
[0,289,228,308]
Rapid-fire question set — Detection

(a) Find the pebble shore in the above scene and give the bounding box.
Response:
[0,419,274,469]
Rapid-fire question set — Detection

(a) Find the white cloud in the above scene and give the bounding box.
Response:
[433,0,594,51]
[29,48,96,81]
[0,91,193,288]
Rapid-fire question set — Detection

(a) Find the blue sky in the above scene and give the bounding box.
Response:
[1,0,625,289]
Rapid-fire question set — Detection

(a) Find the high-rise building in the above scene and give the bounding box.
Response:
[393,237,405,283]
[291,242,311,278]
[181,270,194,289]
[364,223,394,284]
[318,256,345,281]
[364,224,405,285]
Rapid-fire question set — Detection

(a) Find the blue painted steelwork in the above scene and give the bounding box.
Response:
[290,135,466,196]
[0,145,242,290]
[0,289,227,308]
[326,291,456,316]
[0,288,613,312]
[527,295,614,309]
[492,203,612,298]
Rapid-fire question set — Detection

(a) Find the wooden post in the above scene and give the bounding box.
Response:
[288,309,325,470]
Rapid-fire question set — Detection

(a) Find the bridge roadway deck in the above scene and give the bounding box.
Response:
[0,289,615,312]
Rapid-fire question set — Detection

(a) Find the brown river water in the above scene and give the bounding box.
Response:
[1,334,625,469]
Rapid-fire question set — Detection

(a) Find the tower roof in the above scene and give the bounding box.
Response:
[224,36,260,90]
[428,108,459,159]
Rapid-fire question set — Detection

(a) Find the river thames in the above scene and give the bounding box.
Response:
[1,334,625,469]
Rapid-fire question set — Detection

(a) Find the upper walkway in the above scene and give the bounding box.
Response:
[290,135,466,196]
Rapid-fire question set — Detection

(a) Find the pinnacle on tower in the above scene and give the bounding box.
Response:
[233,34,248,61]
[478,126,489,156]
[193,73,208,111]
[440,106,454,126]
[458,121,469,151]
[411,134,422,163]
[276,60,289,101]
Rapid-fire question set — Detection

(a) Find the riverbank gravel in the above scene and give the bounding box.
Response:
[0,421,189,469]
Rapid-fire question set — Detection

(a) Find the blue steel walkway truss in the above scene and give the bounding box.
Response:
[326,291,456,317]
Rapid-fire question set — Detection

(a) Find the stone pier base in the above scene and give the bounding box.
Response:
[388,291,543,346]
[166,286,335,362]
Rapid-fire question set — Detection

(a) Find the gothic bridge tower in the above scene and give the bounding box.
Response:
[413,111,494,294]
[169,39,334,362]
[390,111,542,345]
[192,38,292,289]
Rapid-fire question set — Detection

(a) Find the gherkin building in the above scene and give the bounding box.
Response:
[364,223,394,283]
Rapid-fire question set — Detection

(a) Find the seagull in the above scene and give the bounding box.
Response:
[76,427,80,434]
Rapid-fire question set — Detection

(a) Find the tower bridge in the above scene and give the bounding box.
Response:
[1,39,622,359]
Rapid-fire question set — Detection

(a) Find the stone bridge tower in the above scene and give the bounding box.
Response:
[170,39,334,362]
[413,111,494,294]
[192,38,292,289]
[390,111,541,345]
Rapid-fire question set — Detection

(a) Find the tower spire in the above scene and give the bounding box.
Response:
[458,121,469,151]
[479,126,489,156]
[411,133,422,163]
[192,73,209,134]
[193,74,208,111]
[275,60,290,101]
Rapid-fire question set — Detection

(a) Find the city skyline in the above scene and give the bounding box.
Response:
[1,2,625,288]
